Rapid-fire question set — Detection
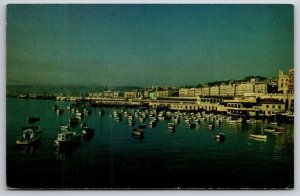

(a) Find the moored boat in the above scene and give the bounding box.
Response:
[16,126,42,145]
[54,131,81,148]
[215,132,225,142]
[264,127,275,133]
[132,128,144,137]
[275,126,286,132]
[250,134,267,139]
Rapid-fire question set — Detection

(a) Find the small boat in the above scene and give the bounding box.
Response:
[168,124,175,132]
[149,121,156,128]
[275,126,286,132]
[54,131,81,148]
[207,123,215,129]
[60,124,70,132]
[132,128,144,137]
[27,117,40,123]
[189,122,196,128]
[128,120,135,126]
[56,109,64,115]
[16,126,42,145]
[273,131,282,135]
[81,126,95,138]
[250,134,267,139]
[264,127,275,133]
[215,132,225,142]
[270,122,278,127]
[237,118,243,123]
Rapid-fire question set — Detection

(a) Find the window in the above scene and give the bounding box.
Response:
[266,105,269,108]
[272,105,275,109]
[281,84,283,87]
[278,105,281,109]
[282,79,283,82]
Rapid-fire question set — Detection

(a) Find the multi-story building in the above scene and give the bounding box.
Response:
[288,68,294,94]
[254,83,268,94]
[210,86,220,96]
[156,90,173,98]
[197,96,233,112]
[201,86,210,96]
[219,84,236,96]
[235,83,254,96]
[179,88,189,97]
[256,99,286,117]
[124,90,141,99]
[224,97,258,117]
[188,88,196,97]
[278,69,289,93]
[195,88,202,97]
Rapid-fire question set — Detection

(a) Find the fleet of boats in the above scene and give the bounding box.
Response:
[14,103,290,157]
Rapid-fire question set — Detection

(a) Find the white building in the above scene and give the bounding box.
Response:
[201,86,210,96]
[188,88,196,97]
[254,83,268,94]
[219,84,235,96]
[179,88,189,97]
[235,83,254,96]
[210,86,220,96]
[278,69,289,93]
[195,88,202,97]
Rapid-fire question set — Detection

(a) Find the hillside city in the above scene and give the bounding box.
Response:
[10,68,294,120]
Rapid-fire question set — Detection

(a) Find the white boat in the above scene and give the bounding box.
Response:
[132,128,144,136]
[16,126,42,145]
[264,127,275,133]
[250,134,267,139]
[54,131,81,148]
[237,118,243,123]
[270,122,278,127]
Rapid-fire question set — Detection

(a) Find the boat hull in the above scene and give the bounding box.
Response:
[250,134,267,139]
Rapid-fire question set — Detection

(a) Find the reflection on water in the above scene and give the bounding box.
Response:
[12,140,41,154]
[55,146,78,160]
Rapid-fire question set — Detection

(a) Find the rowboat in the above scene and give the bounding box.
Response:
[250,134,267,139]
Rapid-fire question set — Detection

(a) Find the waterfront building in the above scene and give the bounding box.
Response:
[195,88,202,97]
[224,97,258,117]
[235,83,254,96]
[149,97,199,111]
[278,69,289,94]
[219,84,236,96]
[179,88,189,97]
[256,98,286,117]
[113,91,119,98]
[156,90,173,98]
[124,90,141,99]
[244,92,294,112]
[288,68,294,94]
[198,96,233,112]
[188,88,196,97]
[201,86,210,96]
[254,83,268,94]
[210,86,220,96]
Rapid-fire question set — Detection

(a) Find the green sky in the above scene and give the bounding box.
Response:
[6,4,294,87]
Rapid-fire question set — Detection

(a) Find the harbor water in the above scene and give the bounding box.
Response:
[6,97,294,189]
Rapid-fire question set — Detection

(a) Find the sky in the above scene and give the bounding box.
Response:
[6,4,294,87]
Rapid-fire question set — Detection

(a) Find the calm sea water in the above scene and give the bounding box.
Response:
[6,97,294,189]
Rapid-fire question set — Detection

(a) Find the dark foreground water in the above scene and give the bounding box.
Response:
[6,98,294,189]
